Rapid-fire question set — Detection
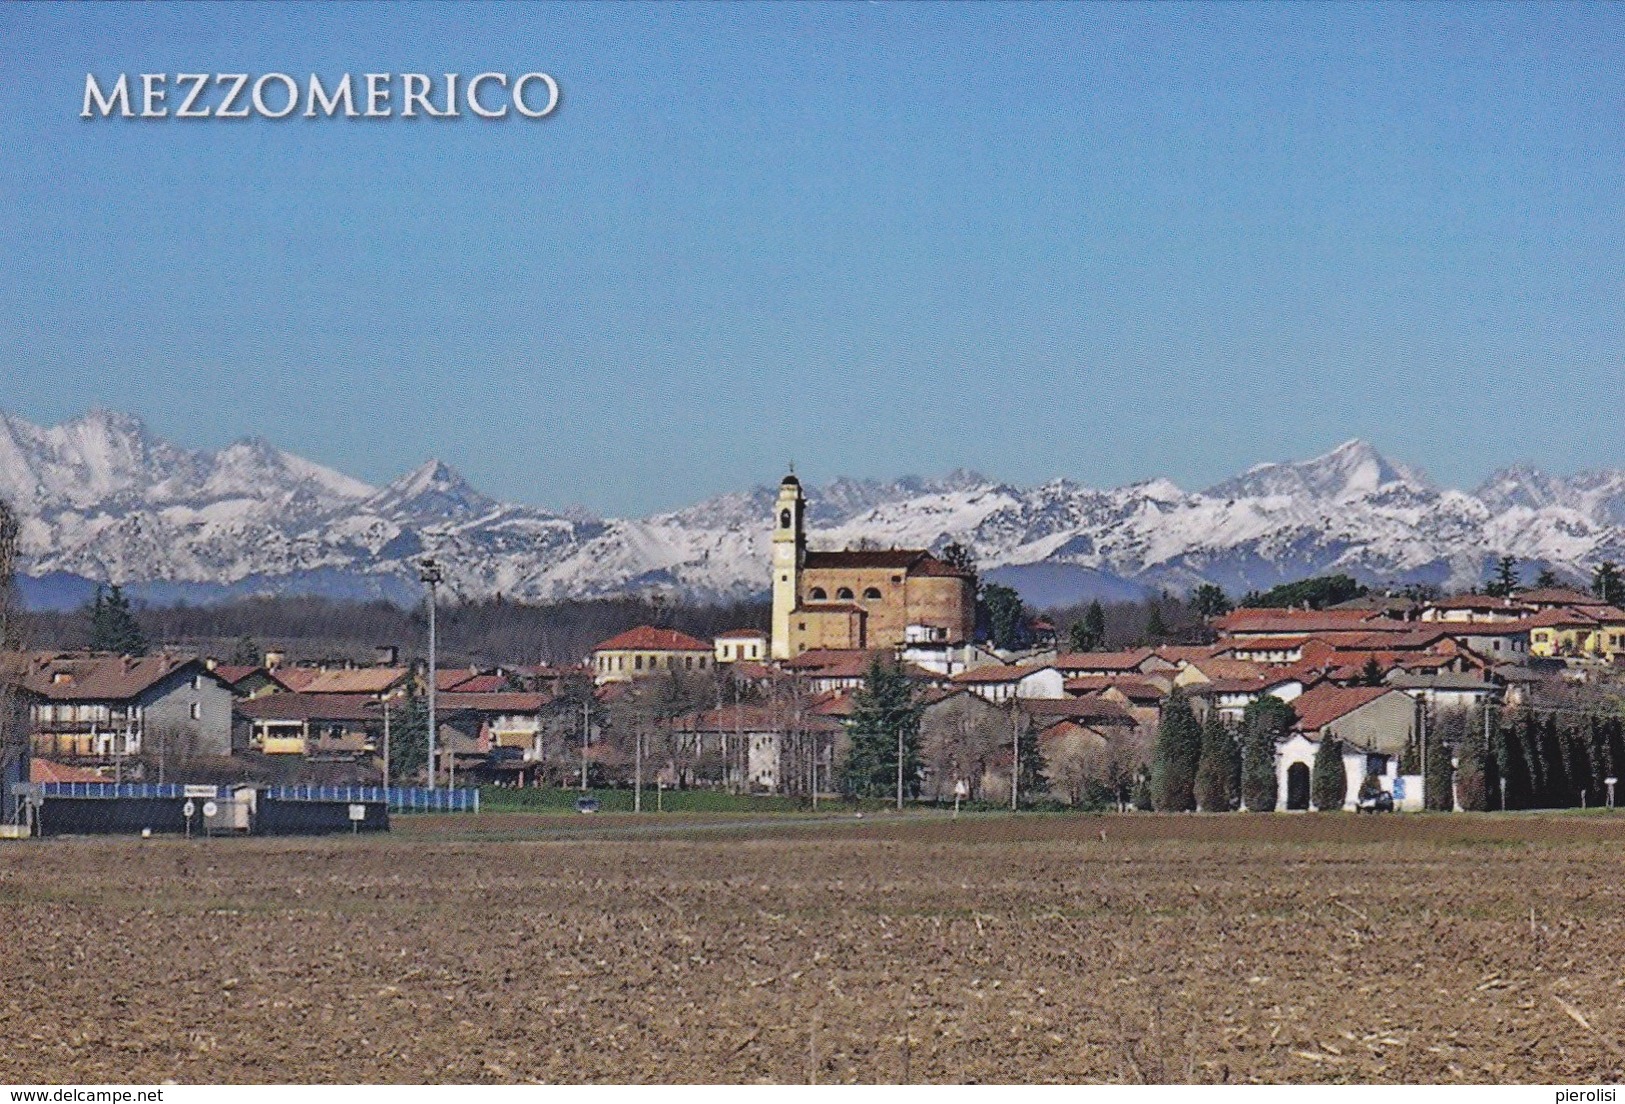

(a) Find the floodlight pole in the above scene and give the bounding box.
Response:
[420,557,444,790]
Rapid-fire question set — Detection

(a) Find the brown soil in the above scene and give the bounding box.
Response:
[2,811,1623,1084]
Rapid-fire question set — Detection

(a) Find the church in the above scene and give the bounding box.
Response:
[769,473,977,660]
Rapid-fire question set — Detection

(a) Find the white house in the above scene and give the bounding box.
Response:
[714,629,768,664]
[949,663,1065,703]
[1272,686,1417,811]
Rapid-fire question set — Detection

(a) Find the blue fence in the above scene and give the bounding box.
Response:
[264,785,480,813]
[37,782,479,814]
[39,782,194,800]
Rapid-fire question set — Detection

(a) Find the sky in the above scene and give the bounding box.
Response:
[1,2,1621,516]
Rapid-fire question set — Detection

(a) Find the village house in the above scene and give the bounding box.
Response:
[713,629,768,664]
[3,652,236,770]
[949,663,1064,703]
[1525,605,1625,660]
[234,692,380,760]
[669,703,842,793]
[591,626,714,685]
[1272,685,1418,811]
[1052,649,1178,680]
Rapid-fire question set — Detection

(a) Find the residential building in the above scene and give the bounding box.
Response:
[1273,686,1417,811]
[714,629,768,664]
[591,626,714,684]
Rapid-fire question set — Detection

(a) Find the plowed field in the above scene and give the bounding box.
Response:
[3,812,1623,1083]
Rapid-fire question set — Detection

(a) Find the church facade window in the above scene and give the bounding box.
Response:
[810,587,827,600]
[780,509,792,528]
[863,587,883,600]
[836,587,854,600]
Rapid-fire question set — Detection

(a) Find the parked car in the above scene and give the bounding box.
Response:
[1356,789,1395,813]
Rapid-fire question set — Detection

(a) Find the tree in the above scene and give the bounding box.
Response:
[87,584,147,655]
[1191,583,1232,620]
[1011,707,1048,809]
[1423,710,1455,811]
[1593,561,1624,607]
[1454,704,1495,811]
[229,635,261,666]
[1535,566,1560,588]
[1067,600,1107,652]
[1359,656,1386,687]
[1145,604,1168,642]
[389,689,430,784]
[1486,555,1520,598]
[1193,709,1238,812]
[1240,696,1294,812]
[938,541,978,577]
[1131,768,1153,811]
[1247,575,1368,611]
[1310,736,1348,811]
[979,582,1028,652]
[0,498,23,799]
[1150,688,1202,812]
[845,656,922,804]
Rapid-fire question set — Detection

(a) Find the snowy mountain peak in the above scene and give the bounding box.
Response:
[5,407,1625,610]
[1205,438,1429,502]
[362,459,499,525]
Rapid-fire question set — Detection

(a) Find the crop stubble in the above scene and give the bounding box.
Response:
[1,813,1622,1083]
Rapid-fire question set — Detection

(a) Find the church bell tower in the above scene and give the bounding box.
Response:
[770,472,805,660]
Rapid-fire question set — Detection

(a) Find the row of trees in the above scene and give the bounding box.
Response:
[1148,689,1302,812]
[1453,703,1625,811]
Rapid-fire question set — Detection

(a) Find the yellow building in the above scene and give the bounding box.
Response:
[592,626,714,684]
[769,473,977,659]
[1526,605,1625,660]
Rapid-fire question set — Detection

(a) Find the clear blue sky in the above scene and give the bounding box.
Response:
[2,2,1620,515]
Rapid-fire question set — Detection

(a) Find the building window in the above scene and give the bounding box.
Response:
[685,656,693,669]
[190,702,201,720]
[863,587,882,600]
[635,655,644,671]
[699,657,706,669]
[809,587,827,600]
[836,587,854,600]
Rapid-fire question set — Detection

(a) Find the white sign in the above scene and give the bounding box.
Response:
[953,780,969,798]
[184,784,216,798]
[202,801,218,818]
[347,804,367,822]
[182,800,195,818]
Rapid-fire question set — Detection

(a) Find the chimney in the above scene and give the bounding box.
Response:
[204,657,218,670]
[264,650,284,671]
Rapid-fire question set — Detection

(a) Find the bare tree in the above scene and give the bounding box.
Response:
[0,498,26,805]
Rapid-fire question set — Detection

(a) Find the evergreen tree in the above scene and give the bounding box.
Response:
[979,583,1029,651]
[229,635,261,666]
[1455,705,1493,811]
[1535,566,1560,588]
[1360,656,1386,687]
[1311,736,1348,811]
[87,584,147,655]
[1150,688,1202,811]
[845,656,922,802]
[1012,708,1047,809]
[1240,696,1294,812]
[938,541,978,577]
[1067,619,1093,653]
[1145,604,1168,642]
[389,690,429,784]
[1084,600,1106,649]
[1592,561,1624,607]
[1193,709,1238,812]
[1248,574,1368,610]
[1424,713,1454,811]
[1486,555,1520,598]
[1191,583,1232,619]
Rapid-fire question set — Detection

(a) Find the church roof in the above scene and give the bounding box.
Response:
[801,549,972,577]
[592,626,712,653]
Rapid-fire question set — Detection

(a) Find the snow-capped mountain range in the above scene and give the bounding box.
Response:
[3,408,1623,611]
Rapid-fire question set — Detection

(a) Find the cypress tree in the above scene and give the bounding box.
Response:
[1150,687,1201,811]
[88,583,146,655]
[1240,696,1293,812]
[1424,713,1454,811]
[1084,601,1106,650]
[1194,709,1238,812]
[1310,736,1348,811]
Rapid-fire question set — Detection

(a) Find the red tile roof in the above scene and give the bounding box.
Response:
[436,691,550,713]
[951,663,1053,684]
[30,759,108,784]
[235,692,381,723]
[801,549,973,578]
[1017,697,1137,725]
[2,652,227,702]
[592,626,711,653]
[1053,649,1158,673]
[297,667,409,695]
[1289,686,1400,732]
[671,704,842,734]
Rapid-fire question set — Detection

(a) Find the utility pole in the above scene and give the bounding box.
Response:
[1010,700,1020,812]
[634,721,643,813]
[382,697,391,790]
[580,697,590,792]
[419,557,443,789]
